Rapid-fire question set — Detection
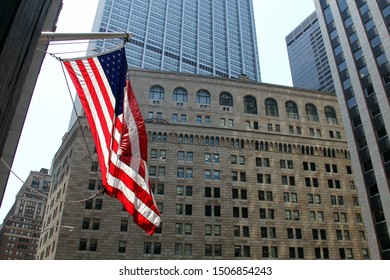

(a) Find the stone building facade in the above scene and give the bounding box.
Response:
[36,69,369,259]
[0,168,51,259]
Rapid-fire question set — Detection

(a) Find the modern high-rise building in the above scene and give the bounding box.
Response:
[37,69,369,260]
[0,168,51,260]
[314,0,390,259]
[286,11,335,93]
[91,0,261,81]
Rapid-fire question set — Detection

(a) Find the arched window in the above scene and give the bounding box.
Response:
[196,90,211,104]
[149,85,164,100]
[173,87,188,103]
[305,103,319,122]
[286,101,299,119]
[42,181,50,192]
[219,92,233,106]
[244,95,257,114]
[31,178,40,188]
[265,98,279,117]
[325,106,338,124]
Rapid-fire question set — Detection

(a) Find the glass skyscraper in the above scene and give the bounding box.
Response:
[91,0,261,81]
[286,11,335,93]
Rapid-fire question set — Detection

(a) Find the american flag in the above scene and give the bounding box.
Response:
[63,48,161,235]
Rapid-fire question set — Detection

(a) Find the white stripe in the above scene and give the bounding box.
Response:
[112,120,122,146]
[109,153,150,194]
[68,61,110,165]
[90,57,116,114]
[106,167,160,225]
[82,58,115,135]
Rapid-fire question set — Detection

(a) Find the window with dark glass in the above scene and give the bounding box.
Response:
[244,95,257,114]
[325,106,338,124]
[79,239,87,251]
[89,239,98,251]
[120,219,128,232]
[219,92,233,106]
[286,101,299,119]
[82,218,90,229]
[92,219,100,230]
[265,98,279,117]
[95,199,103,210]
[305,104,319,122]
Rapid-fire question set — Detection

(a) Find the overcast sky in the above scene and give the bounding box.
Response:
[0,0,315,221]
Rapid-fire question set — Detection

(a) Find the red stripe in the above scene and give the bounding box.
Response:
[86,58,115,120]
[63,61,109,185]
[76,60,112,153]
[127,80,148,161]
[106,160,159,214]
[63,49,161,235]
[115,191,158,234]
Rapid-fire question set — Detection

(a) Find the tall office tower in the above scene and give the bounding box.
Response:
[0,168,50,260]
[314,0,390,259]
[286,12,335,93]
[91,0,261,81]
[37,69,369,260]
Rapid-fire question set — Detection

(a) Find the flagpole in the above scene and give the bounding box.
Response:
[38,32,132,44]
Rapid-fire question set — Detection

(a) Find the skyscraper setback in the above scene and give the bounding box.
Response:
[91,0,261,81]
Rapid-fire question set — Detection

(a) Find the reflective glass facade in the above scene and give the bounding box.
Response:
[286,12,335,93]
[91,0,261,81]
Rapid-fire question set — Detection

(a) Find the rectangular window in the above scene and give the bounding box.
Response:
[232,171,238,181]
[88,179,96,190]
[95,199,103,210]
[185,204,192,215]
[176,204,183,215]
[205,244,213,256]
[120,219,128,231]
[79,239,87,251]
[205,205,212,216]
[233,207,239,217]
[118,241,126,253]
[82,218,90,229]
[92,219,100,230]
[243,226,250,237]
[89,239,97,251]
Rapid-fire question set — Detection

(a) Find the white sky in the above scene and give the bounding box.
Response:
[0,0,315,222]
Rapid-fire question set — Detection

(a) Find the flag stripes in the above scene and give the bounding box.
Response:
[63,49,160,235]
